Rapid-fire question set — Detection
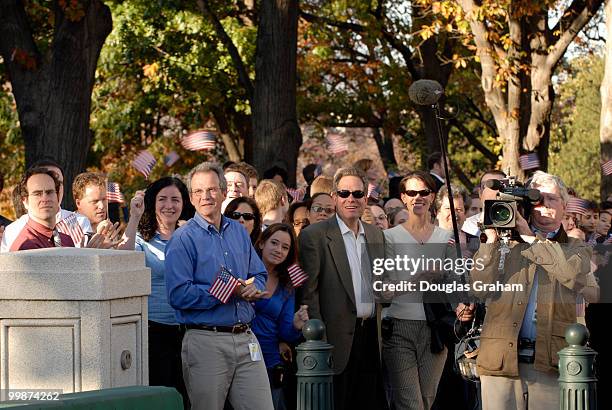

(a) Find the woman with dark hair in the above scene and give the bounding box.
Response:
[287,200,310,236]
[223,196,261,244]
[382,170,455,409]
[135,176,194,409]
[252,223,309,410]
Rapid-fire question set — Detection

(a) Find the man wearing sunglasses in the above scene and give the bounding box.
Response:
[298,167,387,410]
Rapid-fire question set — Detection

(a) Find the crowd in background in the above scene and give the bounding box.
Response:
[0,153,609,410]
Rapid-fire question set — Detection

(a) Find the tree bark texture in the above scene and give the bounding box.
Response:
[601,0,612,199]
[458,0,602,179]
[0,0,112,209]
[252,0,302,186]
[372,127,397,171]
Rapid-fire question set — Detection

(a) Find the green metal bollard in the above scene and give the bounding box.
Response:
[558,323,597,410]
[296,319,334,410]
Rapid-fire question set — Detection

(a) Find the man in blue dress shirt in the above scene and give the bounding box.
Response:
[165,162,273,410]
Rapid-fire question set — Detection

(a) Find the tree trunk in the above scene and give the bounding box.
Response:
[252,0,302,186]
[0,0,112,209]
[601,0,612,199]
[372,127,397,171]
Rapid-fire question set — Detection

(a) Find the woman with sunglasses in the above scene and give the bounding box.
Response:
[252,223,309,410]
[136,176,195,409]
[307,192,335,224]
[224,196,262,245]
[382,170,455,409]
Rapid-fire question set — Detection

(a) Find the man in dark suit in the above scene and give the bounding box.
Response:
[298,167,386,410]
[427,152,446,193]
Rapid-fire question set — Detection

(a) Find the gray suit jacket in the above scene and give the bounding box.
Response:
[297,216,385,374]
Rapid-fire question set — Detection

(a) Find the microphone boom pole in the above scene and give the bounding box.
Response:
[409,79,462,259]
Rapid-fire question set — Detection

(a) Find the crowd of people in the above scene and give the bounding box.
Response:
[0,152,609,410]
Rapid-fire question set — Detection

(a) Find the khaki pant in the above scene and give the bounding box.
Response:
[480,363,558,410]
[181,329,273,410]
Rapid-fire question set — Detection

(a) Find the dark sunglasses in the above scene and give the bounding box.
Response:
[403,189,432,197]
[229,211,255,221]
[336,190,366,199]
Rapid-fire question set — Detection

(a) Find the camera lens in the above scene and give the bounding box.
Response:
[490,203,513,226]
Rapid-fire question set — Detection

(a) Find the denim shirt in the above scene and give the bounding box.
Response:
[135,233,176,325]
[165,213,267,326]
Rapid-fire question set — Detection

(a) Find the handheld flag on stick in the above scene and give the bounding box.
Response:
[602,160,612,176]
[132,150,157,179]
[56,213,84,246]
[181,130,216,151]
[107,182,125,204]
[164,151,180,167]
[519,153,540,171]
[326,132,348,156]
[287,263,308,288]
[209,268,240,303]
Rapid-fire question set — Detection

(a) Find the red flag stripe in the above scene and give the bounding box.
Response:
[287,263,308,288]
[209,270,240,303]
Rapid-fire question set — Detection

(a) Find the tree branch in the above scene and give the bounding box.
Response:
[299,11,366,32]
[0,0,40,70]
[547,0,603,68]
[457,0,508,127]
[449,117,498,163]
[198,0,254,101]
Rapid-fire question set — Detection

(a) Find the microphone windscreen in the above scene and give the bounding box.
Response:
[408,79,444,105]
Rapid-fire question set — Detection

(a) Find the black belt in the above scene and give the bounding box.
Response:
[185,323,250,334]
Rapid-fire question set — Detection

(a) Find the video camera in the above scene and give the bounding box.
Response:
[482,177,541,229]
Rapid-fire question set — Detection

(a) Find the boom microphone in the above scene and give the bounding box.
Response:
[408,79,444,106]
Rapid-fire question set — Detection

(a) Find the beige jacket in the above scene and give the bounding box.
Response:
[470,228,591,377]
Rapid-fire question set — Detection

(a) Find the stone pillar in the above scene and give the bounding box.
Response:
[0,248,150,393]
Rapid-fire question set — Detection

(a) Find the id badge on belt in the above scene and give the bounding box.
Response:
[247,330,262,361]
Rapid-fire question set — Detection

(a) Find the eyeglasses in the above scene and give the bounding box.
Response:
[403,189,432,197]
[311,205,335,214]
[229,211,255,221]
[374,214,387,221]
[191,188,220,198]
[292,219,310,227]
[336,190,366,199]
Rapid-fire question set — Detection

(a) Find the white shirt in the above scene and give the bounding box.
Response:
[462,212,482,237]
[430,171,445,184]
[1,209,92,252]
[336,215,375,319]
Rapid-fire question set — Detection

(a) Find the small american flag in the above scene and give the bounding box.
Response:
[209,269,240,303]
[56,213,84,246]
[602,160,612,176]
[132,150,157,179]
[181,130,216,151]
[566,198,589,215]
[519,153,540,171]
[287,263,308,288]
[164,151,180,167]
[107,182,125,203]
[287,187,305,202]
[367,183,379,200]
[326,132,348,156]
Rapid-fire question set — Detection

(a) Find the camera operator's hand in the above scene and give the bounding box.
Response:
[515,212,534,237]
[483,228,499,243]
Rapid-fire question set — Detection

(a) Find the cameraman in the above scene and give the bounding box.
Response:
[469,171,592,410]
